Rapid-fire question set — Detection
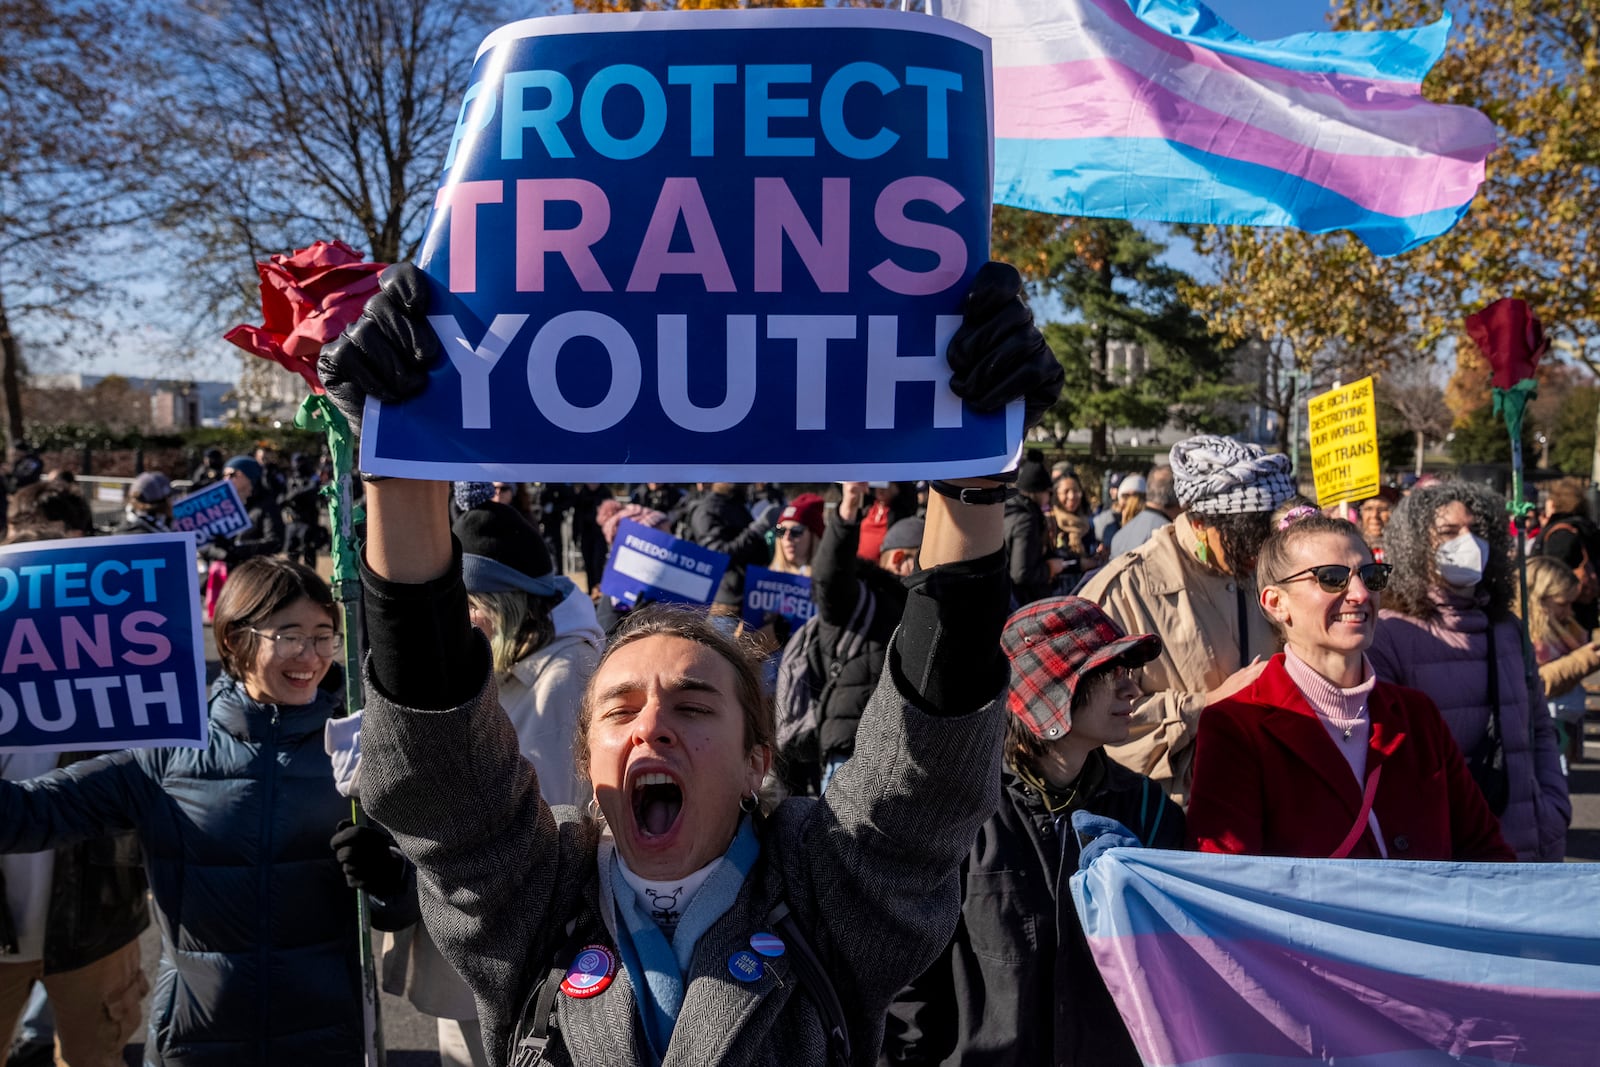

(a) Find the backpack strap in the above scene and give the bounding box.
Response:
[508,917,597,1067]
[767,900,853,1067]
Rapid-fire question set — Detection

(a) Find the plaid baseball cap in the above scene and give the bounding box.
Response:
[1002,597,1161,740]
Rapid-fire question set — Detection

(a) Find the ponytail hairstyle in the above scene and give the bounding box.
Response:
[1254,509,1368,638]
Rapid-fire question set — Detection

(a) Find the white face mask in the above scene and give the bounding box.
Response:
[1436,531,1489,589]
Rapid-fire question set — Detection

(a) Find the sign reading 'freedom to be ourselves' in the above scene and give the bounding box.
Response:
[363,9,1011,482]
[599,520,729,607]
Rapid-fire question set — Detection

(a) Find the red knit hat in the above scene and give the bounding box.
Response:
[778,493,826,539]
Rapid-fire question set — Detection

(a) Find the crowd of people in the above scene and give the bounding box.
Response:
[0,262,1592,1067]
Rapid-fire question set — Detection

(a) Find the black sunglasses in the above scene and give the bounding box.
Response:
[1274,563,1392,593]
[774,525,809,540]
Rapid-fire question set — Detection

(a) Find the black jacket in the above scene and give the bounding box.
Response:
[687,488,772,606]
[0,753,150,974]
[1003,494,1055,606]
[1538,511,1600,628]
[284,474,324,526]
[807,513,906,763]
[631,484,684,515]
[200,490,286,568]
[883,752,1185,1067]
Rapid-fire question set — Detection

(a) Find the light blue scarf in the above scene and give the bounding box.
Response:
[606,816,760,1062]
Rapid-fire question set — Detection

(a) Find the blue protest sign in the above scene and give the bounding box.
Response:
[741,566,814,630]
[0,533,208,754]
[362,8,1014,482]
[170,480,251,540]
[599,520,728,607]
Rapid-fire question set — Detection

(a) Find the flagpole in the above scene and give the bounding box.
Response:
[1493,380,1540,711]
[295,393,385,1067]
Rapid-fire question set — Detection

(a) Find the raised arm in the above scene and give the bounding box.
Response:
[812,483,866,625]
[318,267,585,1036]
[0,751,152,855]
[781,262,1063,1024]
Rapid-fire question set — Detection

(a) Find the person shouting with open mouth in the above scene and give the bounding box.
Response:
[315,260,1063,1066]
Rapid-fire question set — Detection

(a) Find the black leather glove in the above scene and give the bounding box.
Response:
[317,263,442,436]
[330,819,407,899]
[945,261,1064,433]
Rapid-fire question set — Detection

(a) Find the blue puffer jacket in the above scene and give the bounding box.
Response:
[0,671,397,1065]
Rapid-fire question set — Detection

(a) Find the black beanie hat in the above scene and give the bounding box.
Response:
[1017,461,1052,494]
[452,502,553,583]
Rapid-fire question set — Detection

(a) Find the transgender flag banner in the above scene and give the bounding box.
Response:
[939,0,1496,256]
[1072,848,1600,1065]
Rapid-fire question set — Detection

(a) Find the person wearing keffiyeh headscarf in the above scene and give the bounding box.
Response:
[1080,435,1299,803]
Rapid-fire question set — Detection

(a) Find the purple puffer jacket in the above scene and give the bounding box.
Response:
[1369,593,1570,861]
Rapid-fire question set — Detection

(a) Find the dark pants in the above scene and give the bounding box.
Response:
[284,522,325,567]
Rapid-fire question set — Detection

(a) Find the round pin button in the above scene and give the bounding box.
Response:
[749,931,785,958]
[560,944,617,999]
[728,950,765,982]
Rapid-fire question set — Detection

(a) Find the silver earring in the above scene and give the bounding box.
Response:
[586,797,604,823]
[739,790,758,814]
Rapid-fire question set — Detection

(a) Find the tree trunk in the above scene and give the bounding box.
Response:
[1089,261,1112,461]
[0,289,25,464]
[1416,429,1426,477]
[1591,399,1600,484]
[1090,420,1108,460]
[1273,399,1292,454]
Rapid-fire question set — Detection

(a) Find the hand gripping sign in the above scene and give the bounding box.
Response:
[0,533,207,754]
[361,9,1014,482]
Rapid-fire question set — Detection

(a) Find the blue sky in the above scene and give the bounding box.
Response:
[114,0,1350,383]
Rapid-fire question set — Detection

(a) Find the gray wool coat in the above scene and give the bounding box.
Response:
[358,653,1004,1067]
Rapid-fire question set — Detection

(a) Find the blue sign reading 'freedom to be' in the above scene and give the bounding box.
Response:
[170,480,252,540]
[600,520,729,607]
[0,533,208,754]
[741,566,814,630]
[363,8,1014,483]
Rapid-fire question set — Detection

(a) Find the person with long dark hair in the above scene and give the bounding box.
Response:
[1368,482,1569,860]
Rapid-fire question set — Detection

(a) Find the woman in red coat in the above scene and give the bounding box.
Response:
[1187,511,1512,861]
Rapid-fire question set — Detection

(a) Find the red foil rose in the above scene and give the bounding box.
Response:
[225,240,389,393]
[1465,297,1548,390]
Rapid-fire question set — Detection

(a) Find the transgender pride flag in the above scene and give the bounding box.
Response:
[938,0,1496,256]
[1072,848,1600,1065]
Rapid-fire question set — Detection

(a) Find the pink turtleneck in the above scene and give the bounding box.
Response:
[1283,647,1387,857]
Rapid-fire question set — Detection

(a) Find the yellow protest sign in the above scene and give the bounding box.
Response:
[1307,376,1380,506]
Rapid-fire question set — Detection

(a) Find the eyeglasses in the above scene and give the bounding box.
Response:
[248,629,342,658]
[774,525,809,540]
[1274,563,1392,593]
